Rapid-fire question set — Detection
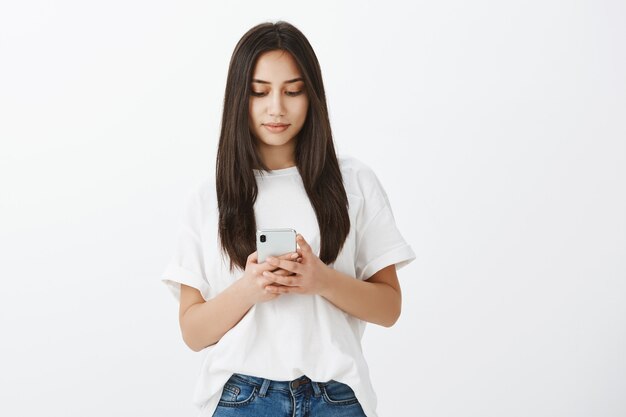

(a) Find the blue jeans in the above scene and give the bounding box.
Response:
[211,372,368,417]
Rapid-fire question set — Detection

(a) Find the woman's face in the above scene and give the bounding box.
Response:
[248,50,309,155]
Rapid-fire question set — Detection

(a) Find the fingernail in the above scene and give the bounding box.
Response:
[291,253,298,259]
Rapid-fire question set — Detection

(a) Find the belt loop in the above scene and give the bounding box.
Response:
[311,380,322,397]
[259,378,271,397]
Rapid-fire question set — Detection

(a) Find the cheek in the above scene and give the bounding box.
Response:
[248,101,256,119]
[292,99,309,122]
[249,102,262,125]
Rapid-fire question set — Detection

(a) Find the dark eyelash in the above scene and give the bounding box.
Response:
[250,91,303,97]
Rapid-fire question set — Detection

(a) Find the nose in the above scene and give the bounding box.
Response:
[268,90,285,117]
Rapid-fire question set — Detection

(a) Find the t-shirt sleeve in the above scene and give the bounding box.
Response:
[354,166,416,281]
[160,186,211,302]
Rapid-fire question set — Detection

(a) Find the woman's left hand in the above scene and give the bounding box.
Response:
[262,234,331,296]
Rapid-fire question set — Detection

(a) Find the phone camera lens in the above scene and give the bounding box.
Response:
[260,235,266,243]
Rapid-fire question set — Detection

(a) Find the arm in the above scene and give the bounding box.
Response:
[263,234,403,327]
[179,251,299,352]
[319,264,402,327]
[179,280,254,352]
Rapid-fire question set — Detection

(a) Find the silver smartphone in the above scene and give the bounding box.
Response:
[256,228,297,263]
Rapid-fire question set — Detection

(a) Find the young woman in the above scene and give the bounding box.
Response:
[161,21,415,417]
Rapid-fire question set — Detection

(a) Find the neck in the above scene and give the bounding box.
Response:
[257,142,296,170]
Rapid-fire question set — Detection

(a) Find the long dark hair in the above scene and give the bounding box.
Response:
[216,21,350,272]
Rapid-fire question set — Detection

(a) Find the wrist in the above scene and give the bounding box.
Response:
[318,265,335,298]
[231,276,255,306]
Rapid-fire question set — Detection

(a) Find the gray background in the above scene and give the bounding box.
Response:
[1,1,624,416]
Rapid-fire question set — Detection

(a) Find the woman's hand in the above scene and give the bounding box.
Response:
[262,234,332,296]
[238,250,299,304]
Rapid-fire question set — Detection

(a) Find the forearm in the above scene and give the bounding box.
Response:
[319,269,400,327]
[181,280,254,352]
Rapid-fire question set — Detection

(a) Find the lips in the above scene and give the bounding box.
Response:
[264,123,290,127]
[263,123,290,133]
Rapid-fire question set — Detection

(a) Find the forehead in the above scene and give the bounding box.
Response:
[252,50,302,82]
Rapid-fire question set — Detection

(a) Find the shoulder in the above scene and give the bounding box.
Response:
[338,154,371,173]
[185,175,218,214]
[197,176,216,201]
[337,154,386,197]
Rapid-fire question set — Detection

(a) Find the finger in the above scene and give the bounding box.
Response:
[260,252,299,271]
[261,273,290,289]
[265,284,289,294]
[266,256,302,274]
[263,271,295,286]
[279,252,300,262]
[296,234,312,255]
[266,283,304,294]
[247,251,258,264]
[271,268,293,276]
[263,270,300,287]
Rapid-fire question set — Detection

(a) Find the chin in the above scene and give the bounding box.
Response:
[258,135,295,147]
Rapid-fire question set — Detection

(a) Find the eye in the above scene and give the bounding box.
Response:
[250,91,267,97]
[285,90,303,96]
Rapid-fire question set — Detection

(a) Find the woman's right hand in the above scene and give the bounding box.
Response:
[238,250,300,304]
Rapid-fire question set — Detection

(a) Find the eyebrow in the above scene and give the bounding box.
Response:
[251,77,304,84]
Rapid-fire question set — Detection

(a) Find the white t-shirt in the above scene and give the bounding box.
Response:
[161,155,416,417]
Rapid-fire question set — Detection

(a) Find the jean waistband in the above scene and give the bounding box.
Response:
[230,373,329,397]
